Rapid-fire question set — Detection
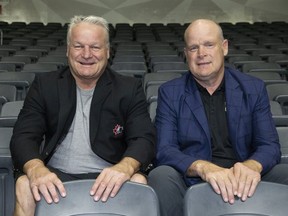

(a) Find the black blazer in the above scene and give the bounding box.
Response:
[10,67,156,173]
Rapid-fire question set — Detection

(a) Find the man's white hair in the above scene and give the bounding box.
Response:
[67,15,110,47]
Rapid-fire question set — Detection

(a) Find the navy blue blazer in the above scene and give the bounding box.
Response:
[155,67,281,186]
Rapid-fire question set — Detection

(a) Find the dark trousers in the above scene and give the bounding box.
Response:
[148,164,288,216]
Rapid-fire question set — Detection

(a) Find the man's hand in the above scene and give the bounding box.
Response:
[189,160,238,204]
[24,159,66,204]
[232,160,262,201]
[187,160,262,204]
[90,157,140,202]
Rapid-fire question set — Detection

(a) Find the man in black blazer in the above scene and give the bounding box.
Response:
[10,15,155,216]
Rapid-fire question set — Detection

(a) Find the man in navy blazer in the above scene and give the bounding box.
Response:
[10,16,155,216]
[148,19,288,216]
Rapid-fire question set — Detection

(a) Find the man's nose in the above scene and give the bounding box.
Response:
[82,46,92,58]
[197,45,206,56]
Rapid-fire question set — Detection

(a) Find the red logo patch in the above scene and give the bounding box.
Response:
[113,124,124,136]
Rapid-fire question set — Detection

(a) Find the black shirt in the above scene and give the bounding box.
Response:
[196,79,237,168]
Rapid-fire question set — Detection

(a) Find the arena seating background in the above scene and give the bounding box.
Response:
[1,20,288,216]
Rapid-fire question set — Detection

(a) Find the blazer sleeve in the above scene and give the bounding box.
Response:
[244,83,281,173]
[122,79,156,171]
[155,84,196,175]
[10,75,47,172]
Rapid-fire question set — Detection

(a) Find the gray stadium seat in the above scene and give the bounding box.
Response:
[0,127,15,216]
[0,100,23,117]
[266,83,288,114]
[143,72,182,93]
[0,72,35,100]
[148,100,157,124]
[35,180,160,216]
[21,63,58,73]
[276,126,288,163]
[152,62,188,73]
[242,62,286,74]
[111,62,148,77]
[184,182,288,216]
[0,84,17,103]
[146,85,160,103]
[247,71,286,85]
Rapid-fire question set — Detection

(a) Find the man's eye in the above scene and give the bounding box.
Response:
[205,43,214,48]
[74,45,82,49]
[91,46,101,51]
[188,47,198,52]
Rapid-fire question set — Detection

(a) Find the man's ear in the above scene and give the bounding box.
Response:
[222,39,229,56]
[183,47,188,59]
[107,48,110,59]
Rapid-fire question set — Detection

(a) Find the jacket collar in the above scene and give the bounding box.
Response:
[183,68,243,146]
[57,67,113,145]
[90,67,113,143]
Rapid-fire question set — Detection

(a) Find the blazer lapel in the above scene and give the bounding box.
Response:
[225,71,243,147]
[43,70,76,159]
[57,71,76,136]
[89,69,112,144]
[184,75,211,143]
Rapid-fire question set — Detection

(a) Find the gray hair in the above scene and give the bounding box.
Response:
[67,15,110,47]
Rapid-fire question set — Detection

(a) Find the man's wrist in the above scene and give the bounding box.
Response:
[243,160,263,173]
[24,159,45,177]
[118,157,141,176]
[188,160,210,177]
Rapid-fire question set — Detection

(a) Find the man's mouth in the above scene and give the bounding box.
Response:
[197,62,210,66]
[80,62,95,66]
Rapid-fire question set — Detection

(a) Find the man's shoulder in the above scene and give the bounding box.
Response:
[226,66,264,84]
[160,72,188,89]
[108,68,141,85]
[157,73,189,100]
[35,68,69,81]
[225,66,265,92]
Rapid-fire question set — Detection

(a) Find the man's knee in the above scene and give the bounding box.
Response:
[265,164,288,184]
[15,175,31,197]
[14,175,36,216]
[130,173,147,184]
[149,165,181,182]
[148,166,185,216]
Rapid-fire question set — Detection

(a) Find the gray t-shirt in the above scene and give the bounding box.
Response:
[48,86,112,174]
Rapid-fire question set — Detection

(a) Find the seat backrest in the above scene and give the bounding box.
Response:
[270,100,283,115]
[152,62,188,73]
[0,127,13,149]
[276,126,288,161]
[111,62,147,77]
[247,71,283,81]
[266,83,288,101]
[21,63,58,73]
[35,180,160,216]
[0,72,35,100]
[1,55,32,64]
[148,100,157,123]
[0,100,24,117]
[228,55,262,64]
[0,100,23,126]
[38,56,68,66]
[0,62,17,72]
[146,85,160,103]
[242,62,283,73]
[143,72,182,92]
[0,84,17,102]
[184,182,288,216]
[112,56,146,64]
[0,126,15,216]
